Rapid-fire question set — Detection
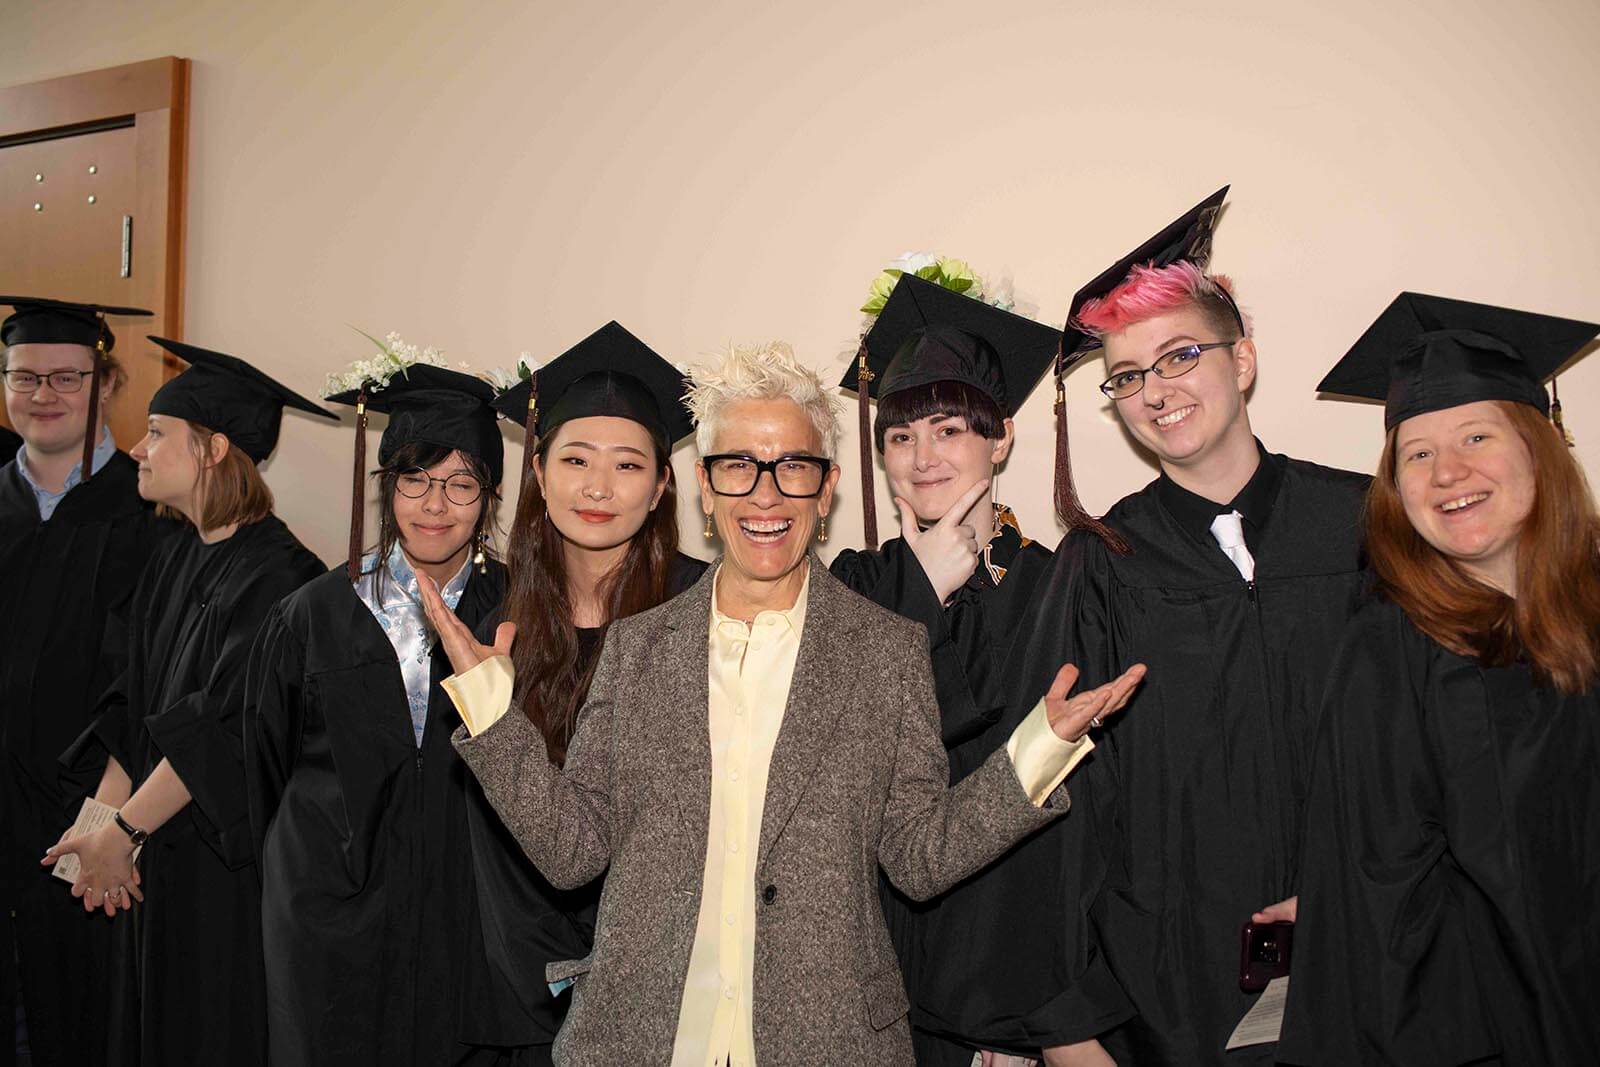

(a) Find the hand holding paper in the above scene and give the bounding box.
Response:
[41,797,143,917]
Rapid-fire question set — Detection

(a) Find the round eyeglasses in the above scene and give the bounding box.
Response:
[392,467,484,506]
[1099,341,1239,400]
[3,369,94,394]
[703,454,831,498]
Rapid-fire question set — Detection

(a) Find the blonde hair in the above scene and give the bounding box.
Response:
[686,341,841,458]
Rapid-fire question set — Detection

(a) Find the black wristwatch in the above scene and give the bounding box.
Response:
[113,810,149,847]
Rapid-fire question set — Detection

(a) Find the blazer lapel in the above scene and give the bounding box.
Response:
[757,557,860,873]
[651,563,716,842]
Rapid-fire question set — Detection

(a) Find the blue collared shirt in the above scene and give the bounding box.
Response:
[354,542,470,746]
[16,428,117,521]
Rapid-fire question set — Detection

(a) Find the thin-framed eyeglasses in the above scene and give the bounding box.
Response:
[1098,341,1239,400]
[391,467,484,506]
[3,369,94,394]
[702,453,832,498]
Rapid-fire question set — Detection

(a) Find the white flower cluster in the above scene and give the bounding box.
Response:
[482,352,540,393]
[320,331,449,398]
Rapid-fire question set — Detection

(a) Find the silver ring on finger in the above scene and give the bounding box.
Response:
[1089,715,1104,729]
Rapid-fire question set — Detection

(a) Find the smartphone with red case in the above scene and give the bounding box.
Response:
[1239,919,1293,992]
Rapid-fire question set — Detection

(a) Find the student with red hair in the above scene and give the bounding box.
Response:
[1281,295,1600,1065]
[960,190,1370,1066]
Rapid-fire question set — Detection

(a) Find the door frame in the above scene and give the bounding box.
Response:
[0,56,190,398]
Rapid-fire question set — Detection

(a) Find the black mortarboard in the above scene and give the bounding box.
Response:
[326,363,504,580]
[328,364,504,483]
[1059,186,1236,365]
[1047,187,1235,553]
[2,296,153,480]
[839,273,1058,547]
[0,295,150,352]
[1319,292,1599,429]
[841,273,1058,418]
[492,321,692,453]
[148,337,336,464]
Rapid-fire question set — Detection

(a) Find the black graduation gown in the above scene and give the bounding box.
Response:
[1279,598,1600,1066]
[0,427,19,464]
[459,551,710,1062]
[63,515,325,1067]
[965,455,1368,1063]
[245,560,531,1067]
[0,455,169,1067]
[830,514,1052,767]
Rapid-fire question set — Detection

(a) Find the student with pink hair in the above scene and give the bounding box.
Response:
[935,190,1370,1066]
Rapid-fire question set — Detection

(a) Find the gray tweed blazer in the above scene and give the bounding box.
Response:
[454,555,1070,1065]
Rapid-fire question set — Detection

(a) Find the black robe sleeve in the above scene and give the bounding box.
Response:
[144,538,326,871]
[241,602,306,868]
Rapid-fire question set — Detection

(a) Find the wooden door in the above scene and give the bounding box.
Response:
[0,58,189,448]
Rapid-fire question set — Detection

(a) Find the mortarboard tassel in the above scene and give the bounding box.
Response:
[504,376,542,552]
[855,340,878,550]
[1053,349,1131,555]
[523,375,539,478]
[346,390,368,581]
[78,320,107,484]
[1550,376,1576,448]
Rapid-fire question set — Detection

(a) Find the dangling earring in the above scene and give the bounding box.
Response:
[817,514,829,543]
[703,512,715,540]
[473,532,487,574]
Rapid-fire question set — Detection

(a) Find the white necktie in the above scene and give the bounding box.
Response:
[1209,509,1256,582]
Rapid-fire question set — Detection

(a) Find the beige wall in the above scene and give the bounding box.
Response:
[5,0,1598,565]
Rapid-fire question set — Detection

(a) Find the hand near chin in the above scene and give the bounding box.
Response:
[417,571,515,676]
[898,478,989,603]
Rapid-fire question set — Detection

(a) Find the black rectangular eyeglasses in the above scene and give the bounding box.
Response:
[702,453,831,497]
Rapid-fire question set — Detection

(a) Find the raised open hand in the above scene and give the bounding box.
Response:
[897,478,990,603]
[1044,662,1148,742]
[417,570,515,676]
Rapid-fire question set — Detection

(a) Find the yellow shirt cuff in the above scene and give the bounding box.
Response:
[441,655,515,737]
[1005,697,1095,806]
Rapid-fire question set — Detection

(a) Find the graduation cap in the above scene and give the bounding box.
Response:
[493,321,692,453]
[1059,186,1236,364]
[1048,187,1236,553]
[326,364,503,580]
[1319,292,1599,438]
[2,296,153,482]
[148,337,337,465]
[839,273,1058,548]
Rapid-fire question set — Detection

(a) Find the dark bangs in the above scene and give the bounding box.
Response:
[873,380,1005,451]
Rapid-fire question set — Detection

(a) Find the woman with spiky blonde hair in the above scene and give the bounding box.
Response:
[423,339,1143,1065]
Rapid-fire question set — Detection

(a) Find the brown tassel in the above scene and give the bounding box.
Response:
[523,376,539,477]
[1550,376,1576,448]
[1053,348,1131,555]
[347,390,368,581]
[79,324,107,483]
[855,340,878,550]
[504,376,543,555]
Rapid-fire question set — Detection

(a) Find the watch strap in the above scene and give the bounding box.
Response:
[112,809,149,846]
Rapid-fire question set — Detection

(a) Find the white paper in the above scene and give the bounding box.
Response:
[51,797,140,883]
[1225,975,1289,1050]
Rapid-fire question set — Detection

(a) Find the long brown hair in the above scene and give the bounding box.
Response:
[156,422,273,531]
[1367,400,1600,693]
[503,433,681,765]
